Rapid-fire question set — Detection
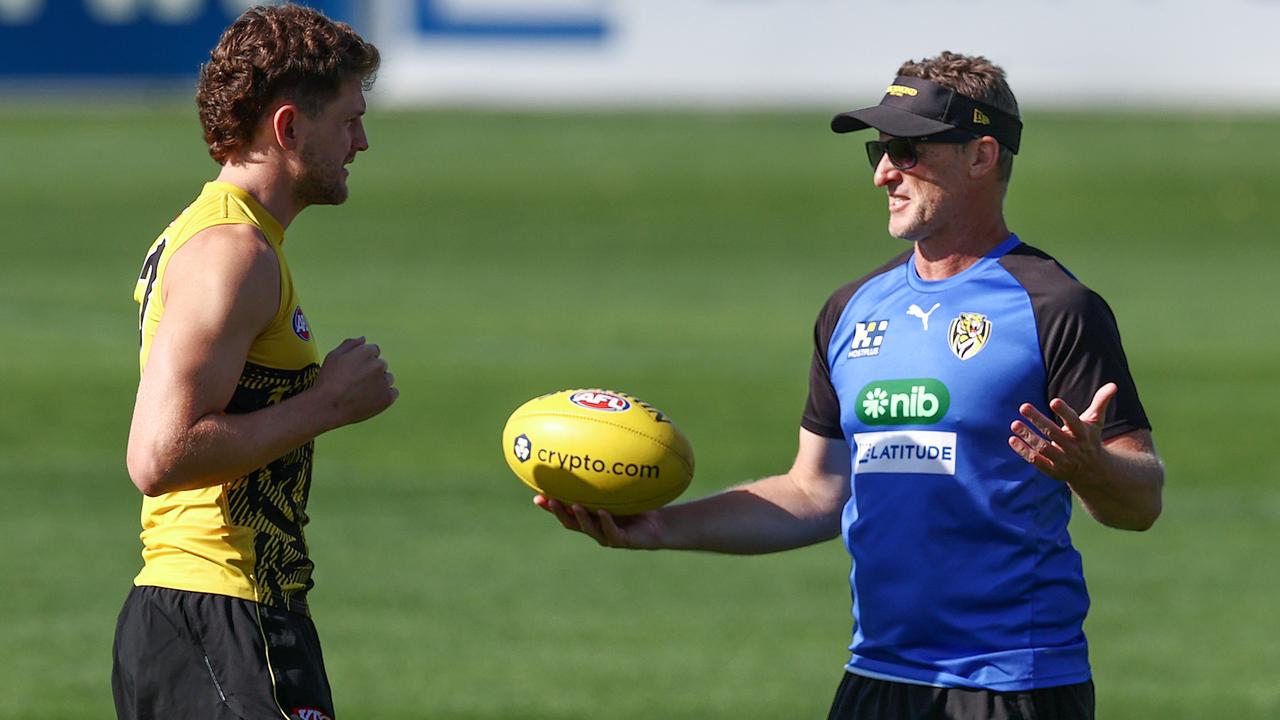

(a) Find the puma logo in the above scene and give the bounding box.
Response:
[907,303,941,330]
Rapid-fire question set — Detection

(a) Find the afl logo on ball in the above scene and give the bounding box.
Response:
[570,390,631,412]
[292,306,311,341]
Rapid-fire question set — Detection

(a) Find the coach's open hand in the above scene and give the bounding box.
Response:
[1008,382,1162,531]
[534,495,666,550]
[1008,382,1116,484]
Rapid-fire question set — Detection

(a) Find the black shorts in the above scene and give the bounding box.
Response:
[826,671,1094,720]
[112,585,335,720]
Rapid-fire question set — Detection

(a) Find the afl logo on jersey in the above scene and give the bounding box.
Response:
[292,306,312,341]
[948,312,991,360]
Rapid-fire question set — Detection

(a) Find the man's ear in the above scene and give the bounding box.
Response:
[968,136,1001,180]
[271,104,301,151]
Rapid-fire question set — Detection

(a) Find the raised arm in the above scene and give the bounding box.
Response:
[536,427,851,554]
[1009,382,1164,531]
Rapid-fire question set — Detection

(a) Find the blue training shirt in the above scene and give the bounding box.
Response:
[801,234,1149,691]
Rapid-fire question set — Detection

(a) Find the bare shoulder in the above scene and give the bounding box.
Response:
[162,223,281,331]
[166,223,278,287]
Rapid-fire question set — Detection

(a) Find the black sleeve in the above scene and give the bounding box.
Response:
[1000,246,1151,440]
[800,287,853,439]
[800,251,911,439]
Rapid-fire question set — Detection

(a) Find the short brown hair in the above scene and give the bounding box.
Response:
[898,51,1019,182]
[196,4,380,164]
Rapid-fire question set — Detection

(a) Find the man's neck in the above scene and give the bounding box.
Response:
[911,214,1011,281]
[215,162,300,230]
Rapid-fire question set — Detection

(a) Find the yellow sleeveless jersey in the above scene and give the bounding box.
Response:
[132,181,322,615]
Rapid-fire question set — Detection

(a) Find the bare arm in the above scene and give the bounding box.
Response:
[1009,382,1164,531]
[536,428,851,553]
[1071,430,1164,530]
[126,224,397,496]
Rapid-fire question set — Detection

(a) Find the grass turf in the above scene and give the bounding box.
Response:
[0,105,1276,718]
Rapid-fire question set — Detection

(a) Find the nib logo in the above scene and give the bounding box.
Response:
[292,709,333,720]
[862,387,890,419]
[855,379,950,426]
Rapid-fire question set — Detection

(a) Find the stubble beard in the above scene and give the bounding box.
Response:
[889,190,947,244]
[889,205,928,243]
[295,145,349,208]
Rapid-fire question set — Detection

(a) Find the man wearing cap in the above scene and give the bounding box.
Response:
[536,51,1164,720]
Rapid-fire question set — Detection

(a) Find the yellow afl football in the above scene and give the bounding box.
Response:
[502,389,695,515]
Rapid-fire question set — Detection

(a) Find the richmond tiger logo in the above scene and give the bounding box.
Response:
[948,312,991,360]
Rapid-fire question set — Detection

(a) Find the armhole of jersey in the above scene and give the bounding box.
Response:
[218,188,288,329]
[269,248,291,330]
[165,219,286,336]
[801,249,912,438]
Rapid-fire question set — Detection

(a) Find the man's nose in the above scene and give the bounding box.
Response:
[873,152,900,187]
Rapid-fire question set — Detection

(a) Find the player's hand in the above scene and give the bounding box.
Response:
[534,495,665,550]
[313,337,399,428]
[1008,382,1116,486]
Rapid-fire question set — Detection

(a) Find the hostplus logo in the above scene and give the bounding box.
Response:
[856,379,950,426]
[848,320,889,359]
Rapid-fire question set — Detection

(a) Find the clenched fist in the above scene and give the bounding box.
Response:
[312,336,399,429]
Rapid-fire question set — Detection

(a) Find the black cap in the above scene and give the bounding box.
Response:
[831,75,1022,154]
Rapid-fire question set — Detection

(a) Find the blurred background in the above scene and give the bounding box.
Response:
[2,1,1277,718]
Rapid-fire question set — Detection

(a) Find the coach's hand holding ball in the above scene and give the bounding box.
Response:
[503,389,693,544]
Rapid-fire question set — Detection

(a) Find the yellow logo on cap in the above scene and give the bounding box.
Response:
[973,109,991,125]
[886,85,918,97]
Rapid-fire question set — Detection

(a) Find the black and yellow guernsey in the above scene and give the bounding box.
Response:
[132,181,322,615]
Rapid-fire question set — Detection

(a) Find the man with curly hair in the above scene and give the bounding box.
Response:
[537,51,1164,720]
[112,6,391,719]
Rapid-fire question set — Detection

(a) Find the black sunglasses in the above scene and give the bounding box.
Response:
[865,130,980,170]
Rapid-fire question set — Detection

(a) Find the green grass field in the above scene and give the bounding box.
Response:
[1,104,1277,719]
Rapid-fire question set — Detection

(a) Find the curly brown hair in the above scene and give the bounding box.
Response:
[898,51,1019,182]
[196,4,380,165]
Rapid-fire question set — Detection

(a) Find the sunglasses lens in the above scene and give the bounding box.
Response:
[885,138,916,169]
[864,139,917,170]
[864,141,885,169]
